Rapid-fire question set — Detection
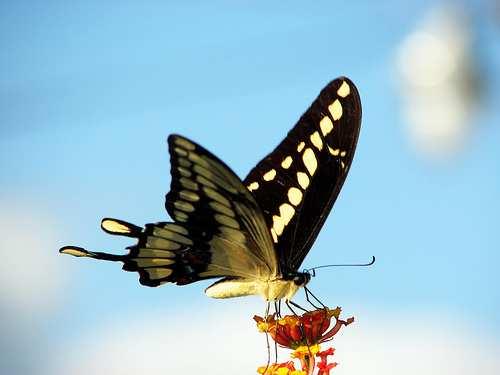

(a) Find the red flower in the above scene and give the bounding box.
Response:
[316,348,337,375]
[254,307,354,349]
[254,307,353,374]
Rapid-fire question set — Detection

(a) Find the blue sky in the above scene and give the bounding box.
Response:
[1,1,499,374]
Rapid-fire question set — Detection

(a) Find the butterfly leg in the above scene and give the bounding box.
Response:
[263,301,272,374]
[303,287,320,310]
[274,300,282,318]
[304,285,326,310]
[287,299,308,314]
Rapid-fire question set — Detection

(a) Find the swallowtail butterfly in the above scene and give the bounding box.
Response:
[60,77,362,302]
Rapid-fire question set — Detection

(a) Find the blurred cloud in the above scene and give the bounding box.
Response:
[0,196,65,316]
[339,311,500,375]
[0,195,67,375]
[396,4,480,162]
[52,307,500,375]
[52,305,264,375]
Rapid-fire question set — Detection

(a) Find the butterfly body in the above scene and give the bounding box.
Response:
[60,77,362,303]
[205,278,298,301]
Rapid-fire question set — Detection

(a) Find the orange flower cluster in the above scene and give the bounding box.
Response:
[254,307,353,375]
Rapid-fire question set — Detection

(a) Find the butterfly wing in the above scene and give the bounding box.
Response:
[61,135,278,291]
[164,135,278,281]
[244,77,362,273]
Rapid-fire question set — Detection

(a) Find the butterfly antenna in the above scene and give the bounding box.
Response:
[305,255,375,276]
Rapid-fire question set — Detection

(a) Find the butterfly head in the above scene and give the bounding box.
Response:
[285,271,311,286]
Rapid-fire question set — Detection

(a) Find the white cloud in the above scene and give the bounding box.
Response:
[0,197,66,316]
[0,196,68,374]
[337,311,500,375]
[53,306,500,375]
[396,4,479,162]
[52,304,265,375]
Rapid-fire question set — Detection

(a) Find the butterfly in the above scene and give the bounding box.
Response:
[60,77,362,302]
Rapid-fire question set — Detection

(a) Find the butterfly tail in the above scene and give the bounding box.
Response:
[59,246,125,261]
[59,217,143,261]
[59,217,214,287]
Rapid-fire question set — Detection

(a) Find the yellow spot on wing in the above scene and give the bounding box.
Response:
[174,137,196,150]
[151,228,193,246]
[174,147,188,157]
[177,166,191,177]
[247,182,259,191]
[272,203,295,236]
[328,146,340,156]
[302,148,317,176]
[263,169,277,181]
[145,268,172,279]
[288,187,303,206]
[174,210,189,222]
[328,99,343,121]
[134,258,174,267]
[164,223,188,235]
[174,200,195,213]
[270,228,278,243]
[179,177,198,190]
[281,156,293,169]
[203,187,231,207]
[147,237,180,249]
[279,203,295,225]
[340,150,347,157]
[320,116,334,136]
[273,215,284,235]
[337,81,350,97]
[101,219,133,234]
[178,158,192,168]
[297,142,305,153]
[215,214,240,229]
[209,201,235,217]
[179,190,200,202]
[196,175,217,189]
[297,172,310,189]
[137,248,175,258]
[187,152,210,168]
[310,131,323,151]
[60,247,89,257]
[147,240,180,251]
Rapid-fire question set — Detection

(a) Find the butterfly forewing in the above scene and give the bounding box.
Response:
[244,77,362,272]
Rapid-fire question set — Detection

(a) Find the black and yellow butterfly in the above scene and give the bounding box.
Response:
[60,77,362,302]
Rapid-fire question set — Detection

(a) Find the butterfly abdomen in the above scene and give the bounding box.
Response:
[205,277,301,301]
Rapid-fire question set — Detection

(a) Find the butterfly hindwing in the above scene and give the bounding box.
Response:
[60,136,279,289]
[121,221,204,286]
[244,77,362,272]
[60,219,204,286]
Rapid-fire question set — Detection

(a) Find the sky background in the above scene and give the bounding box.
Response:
[1,1,499,374]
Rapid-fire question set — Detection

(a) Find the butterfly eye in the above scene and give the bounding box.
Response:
[293,274,305,286]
